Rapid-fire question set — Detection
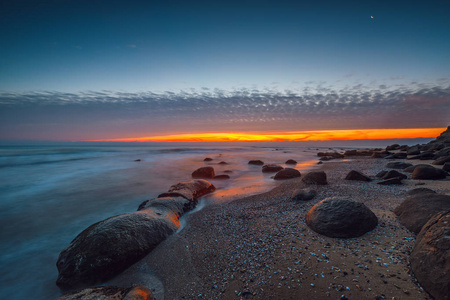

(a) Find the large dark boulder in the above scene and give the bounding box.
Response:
[410,211,450,300]
[302,171,327,185]
[56,210,180,289]
[393,194,450,234]
[291,189,316,201]
[191,166,215,179]
[273,168,301,180]
[158,179,216,201]
[386,162,413,169]
[248,160,264,165]
[262,164,284,173]
[345,170,371,181]
[305,197,378,238]
[55,285,153,300]
[137,196,189,214]
[285,159,297,165]
[403,164,429,173]
[407,146,420,155]
[382,170,407,180]
[411,165,447,180]
[432,155,450,165]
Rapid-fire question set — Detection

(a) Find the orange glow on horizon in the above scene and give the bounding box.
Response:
[88,128,445,143]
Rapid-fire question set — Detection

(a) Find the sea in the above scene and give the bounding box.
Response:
[0,143,332,300]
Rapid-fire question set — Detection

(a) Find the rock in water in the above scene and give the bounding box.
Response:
[56,210,180,289]
[393,193,450,234]
[273,168,301,180]
[410,211,450,300]
[262,164,284,173]
[248,160,264,165]
[305,197,378,238]
[213,174,230,180]
[411,165,447,180]
[285,159,297,164]
[345,170,371,181]
[137,196,190,213]
[55,285,153,300]
[158,179,216,201]
[302,171,327,185]
[291,189,316,201]
[203,157,213,161]
[191,166,215,179]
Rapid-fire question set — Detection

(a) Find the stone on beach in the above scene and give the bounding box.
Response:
[432,155,450,165]
[302,171,327,185]
[344,170,371,181]
[402,164,429,173]
[386,162,412,169]
[407,146,421,155]
[248,160,264,165]
[159,179,216,201]
[410,211,450,300]
[376,170,388,178]
[393,193,450,234]
[273,168,301,180]
[55,285,153,300]
[305,197,378,238]
[285,159,297,164]
[406,188,436,195]
[411,165,447,180]
[377,177,403,185]
[192,166,215,179]
[291,188,316,201]
[262,164,284,173]
[382,170,407,180]
[443,162,450,172]
[137,196,190,214]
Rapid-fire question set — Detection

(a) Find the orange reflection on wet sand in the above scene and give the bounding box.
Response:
[89,128,444,143]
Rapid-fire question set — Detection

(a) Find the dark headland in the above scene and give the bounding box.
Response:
[56,127,450,300]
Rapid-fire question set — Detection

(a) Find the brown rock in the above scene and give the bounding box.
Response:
[412,165,447,180]
[302,171,327,185]
[262,164,284,173]
[273,168,301,180]
[192,166,215,179]
[55,285,153,300]
[345,170,371,181]
[158,179,216,201]
[248,160,264,165]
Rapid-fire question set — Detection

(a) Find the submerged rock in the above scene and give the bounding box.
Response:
[345,170,371,181]
[305,197,378,238]
[55,285,153,300]
[203,157,213,161]
[285,159,297,165]
[213,174,230,180]
[273,168,301,180]
[137,196,190,214]
[158,179,216,201]
[248,160,264,165]
[302,171,327,185]
[410,211,450,300]
[262,164,284,173]
[191,166,215,179]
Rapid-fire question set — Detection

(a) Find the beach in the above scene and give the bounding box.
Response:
[106,155,449,300]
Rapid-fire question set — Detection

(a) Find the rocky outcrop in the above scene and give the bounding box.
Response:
[386,162,412,169]
[285,159,297,165]
[411,165,447,180]
[262,164,284,173]
[291,189,316,201]
[302,171,327,185]
[393,193,450,234]
[410,211,450,300]
[305,197,378,238]
[345,170,371,181]
[248,160,264,165]
[192,166,215,179]
[273,168,301,180]
[55,285,153,300]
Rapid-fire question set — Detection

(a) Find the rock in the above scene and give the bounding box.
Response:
[432,155,450,165]
[344,149,374,156]
[213,174,230,180]
[55,285,153,300]
[56,210,180,289]
[410,211,450,300]
[191,166,215,179]
[382,170,407,180]
[403,164,429,173]
[262,164,284,173]
[393,193,450,233]
[377,178,403,185]
[203,157,213,161]
[285,159,297,164]
[317,152,344,158]
[158,179,216,201]
[407,146,421,155]
[305,197,378,238]
[386,162,413,169]
[134,159,141,162]
[224,170,233,173]
[371,152,387,158]
[412,165,447,180]
[376,170,388,178]
[137,196,190,214]
[319,156,334,161]
[406,188,436,195]
[443,162,450,172]
[291,189,316,201]
[408,151,436,160]
[386,144,400,150]
[248,160,264,165]
[344,170,371,181]
[273,168,301,180]
[302,171,327,185]
[317,161,323,164]
[393,152,407,159]
[218,161,228,165]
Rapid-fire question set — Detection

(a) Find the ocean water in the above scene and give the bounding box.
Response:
[0,144,321,300]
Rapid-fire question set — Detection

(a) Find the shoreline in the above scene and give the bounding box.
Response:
[107,155,449,299]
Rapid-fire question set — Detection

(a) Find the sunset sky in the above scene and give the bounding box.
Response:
[0,0,449,142]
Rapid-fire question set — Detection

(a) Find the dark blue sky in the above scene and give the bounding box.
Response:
[0,0,449,140]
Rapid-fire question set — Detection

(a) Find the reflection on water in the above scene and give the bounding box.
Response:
[0,144,322,300]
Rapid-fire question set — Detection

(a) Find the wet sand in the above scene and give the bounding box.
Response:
[111,156,449,300]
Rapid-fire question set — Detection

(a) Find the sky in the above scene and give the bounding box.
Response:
[0,0,449,142]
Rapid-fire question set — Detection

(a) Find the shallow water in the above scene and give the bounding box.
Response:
[0,144,320,299]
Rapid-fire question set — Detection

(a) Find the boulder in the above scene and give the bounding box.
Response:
[393,152,407,159]
[432,155,450,165]
[305,197,378,238]
[262,164,284,173]
[393,193,450,234]
[218,161,228,165]
[375,170,388,178]
[406,188,436,196]
[386,144,400,150]
[55,285,153,300]
[134,159,141,162]
[137,196,190,214]
[412,165,447,180]
[203,157,213,161]
[382,170,407,180]
[248,160,264,165]
[302,171,327,185]
[407,146,420,155]
[403,164,429,173]
[344,170,371,181]
[56,210,179,289]
[285,159,297,165]
[377,178,403,185]
[273,168,301,180]
[371,152,386,158]
[291,189,316,201]
[410,211,450,300]
[386,162,413,169]
[443,162,450,172]
[408,151,436,160]
[158,179,216,201]
[213,174,230,180]
[191,166,215,179]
